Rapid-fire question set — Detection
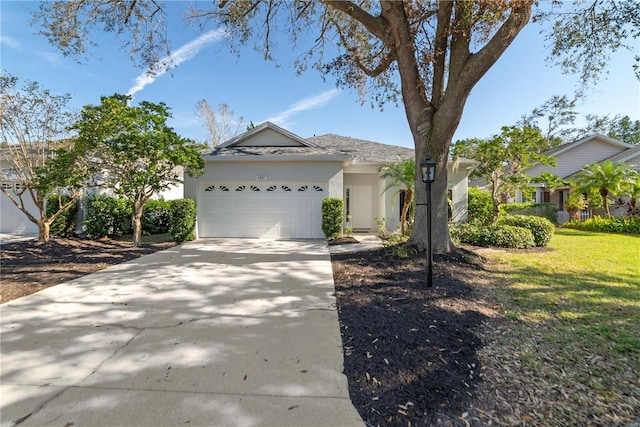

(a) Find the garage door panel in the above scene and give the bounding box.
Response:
[199,182,326,239]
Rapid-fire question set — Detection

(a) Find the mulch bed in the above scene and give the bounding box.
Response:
[0,237,176,303]
[331,245,500,426]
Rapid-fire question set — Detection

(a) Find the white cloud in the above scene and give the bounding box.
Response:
[127,28,227,97]
[0,35,20,49]
[36,51,64,67]
[263,89,341,127]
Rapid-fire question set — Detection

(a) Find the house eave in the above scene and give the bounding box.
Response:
[202,154,351,162]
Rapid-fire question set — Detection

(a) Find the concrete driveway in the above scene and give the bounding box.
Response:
[0,239,363,427]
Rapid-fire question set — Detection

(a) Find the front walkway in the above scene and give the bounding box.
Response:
[0,239,363,427]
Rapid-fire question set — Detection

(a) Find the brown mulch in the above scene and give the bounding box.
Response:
[331,245,502,426]
[0,237,176,303]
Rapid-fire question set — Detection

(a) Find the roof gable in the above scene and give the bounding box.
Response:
[544,133,633,157]
[220,122,317,149]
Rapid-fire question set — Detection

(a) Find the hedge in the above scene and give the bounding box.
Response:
[322,198,344,238]
[84,194,132,238]
[563,216,640,234]
[499,214,555,247]
[467,187,494,226]
[169,198,197,242]
[450,222,536,249]
[142,198,171,234]
[500,202,558,224]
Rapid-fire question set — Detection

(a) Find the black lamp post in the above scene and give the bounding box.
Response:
[420,154,437,288]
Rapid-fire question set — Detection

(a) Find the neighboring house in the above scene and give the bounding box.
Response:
[183,122,477,239]
[0,160,183,235]
[508,134,639,223]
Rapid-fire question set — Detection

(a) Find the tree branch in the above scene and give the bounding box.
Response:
[321,0,387,41]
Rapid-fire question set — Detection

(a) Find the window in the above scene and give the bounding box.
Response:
[204,185,215,192]
[345,188,351,217]
[298,185,309,192]
[235,185,246,191]
[250,185,260,192]
[219,185,229,192]
[267,185,277,192]
[313,185,323,192]
[281,186,291,192]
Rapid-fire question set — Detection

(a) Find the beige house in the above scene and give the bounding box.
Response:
[514,134,640,223]
[184,122,477,239]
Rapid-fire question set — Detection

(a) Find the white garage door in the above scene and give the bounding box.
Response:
[199,182,327,238]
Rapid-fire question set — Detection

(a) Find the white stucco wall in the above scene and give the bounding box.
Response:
[0,191,40,234]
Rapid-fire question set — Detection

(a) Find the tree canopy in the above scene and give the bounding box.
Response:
[572,161,639,217]
[451,125,556,223]
[72,94,205,246]
[32,0,640,252]
[0,74,87,242]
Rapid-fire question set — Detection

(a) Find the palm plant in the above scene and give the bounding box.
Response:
[572,161,637,217]
[379,157,415,235]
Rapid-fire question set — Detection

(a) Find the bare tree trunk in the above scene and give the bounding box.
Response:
[37,220,50,243]
[132,200,145,247]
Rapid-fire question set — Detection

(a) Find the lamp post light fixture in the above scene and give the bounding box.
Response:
[420,154,437,288]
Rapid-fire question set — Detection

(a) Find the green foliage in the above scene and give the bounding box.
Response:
[452,126,557,222]
[499,214,555,247]
[168,198,197,242]
[450,222,536,249]
[46,195,78,237]
[467,188,494,226]
[71,93,204,246]
[375,217,388,238]
[563,216,640,234]
[571,161,638,217]
[142,199,171,234]
[379,157,415,235]
[322,198,344,238]
[500,202,558,223]
[84,194,132,238]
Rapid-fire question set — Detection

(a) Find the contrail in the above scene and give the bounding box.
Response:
[263,89,341,127]
[127,28,227,97]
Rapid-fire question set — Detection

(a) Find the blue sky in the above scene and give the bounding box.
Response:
[1,1,638,149]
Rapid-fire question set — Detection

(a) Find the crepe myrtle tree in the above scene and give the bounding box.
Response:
[34,1,640,252]
[0,74,89,243]
[72,94,205,246]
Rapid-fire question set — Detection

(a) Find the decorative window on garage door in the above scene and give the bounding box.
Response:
[203,184,324,193]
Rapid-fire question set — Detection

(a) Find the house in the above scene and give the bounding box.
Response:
[183,122,477,239]
[514,134,640,223]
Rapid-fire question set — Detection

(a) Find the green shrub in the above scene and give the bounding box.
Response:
[492,225,536,249]
[500,202,558,224]
[499,214,555,247]
[468,187,494,226]
[142,198,171,234]
[169,198,197,242]
[563,216,640,234]
[84,194,132,238]
[46,195,78,237]
[322,198,344,238]
[450,222,535,249]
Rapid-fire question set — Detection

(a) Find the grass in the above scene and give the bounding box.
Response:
[476,228,640,425]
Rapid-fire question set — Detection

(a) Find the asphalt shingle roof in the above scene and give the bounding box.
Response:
[307,134,414,164]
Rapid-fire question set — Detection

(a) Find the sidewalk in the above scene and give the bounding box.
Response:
[0,239,363,427]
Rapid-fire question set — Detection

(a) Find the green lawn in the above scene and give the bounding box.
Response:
[479,228,640,424]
